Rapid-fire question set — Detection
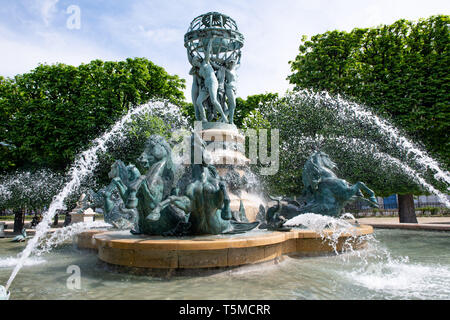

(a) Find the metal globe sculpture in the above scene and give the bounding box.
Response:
[184,12,244,63]
[185,12,244,124]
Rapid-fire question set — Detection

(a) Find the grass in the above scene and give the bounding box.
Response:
[0,215,40,221]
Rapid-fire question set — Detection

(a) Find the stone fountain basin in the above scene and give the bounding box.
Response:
[76,225,373,269]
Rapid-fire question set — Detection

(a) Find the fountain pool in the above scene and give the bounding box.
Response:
[1,229,449,300]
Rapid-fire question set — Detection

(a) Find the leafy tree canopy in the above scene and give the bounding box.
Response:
[243,91,448,199]
[234,93,279,128]
[0,58,186,172]
[288,15,450,168]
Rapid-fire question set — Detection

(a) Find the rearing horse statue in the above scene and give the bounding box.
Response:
[266,151,379,225]
[93,134,258,236]
[301,151,378,215]
[97,160,145,232]
[147,132,259,235]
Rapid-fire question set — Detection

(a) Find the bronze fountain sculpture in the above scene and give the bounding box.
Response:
[265,151,379,230]
[90,12,377,237]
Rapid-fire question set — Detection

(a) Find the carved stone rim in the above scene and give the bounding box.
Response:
[91,225,373,250]
[76,225,373,269]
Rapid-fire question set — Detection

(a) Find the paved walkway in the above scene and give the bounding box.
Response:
[357,216,450,231]
[2,217,450,238]
[0,220,65,237]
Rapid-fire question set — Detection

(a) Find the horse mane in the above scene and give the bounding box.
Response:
[112,160,129,183]
[145,135,175,197]
[145,135,174,172]
[302,151,338,196]
[302,152,324,194]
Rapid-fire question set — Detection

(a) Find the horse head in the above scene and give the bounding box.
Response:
[302,151,337,194]
[108,160,128,181]
[126,164,141,182]
[315,151,337,172]
[138,135,173,170]
[138,135,176,200]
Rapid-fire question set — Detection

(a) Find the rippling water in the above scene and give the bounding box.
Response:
[0,229,449,300]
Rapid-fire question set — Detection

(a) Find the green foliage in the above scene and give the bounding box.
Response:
[417,206,440,215]
[0,169,65,211]
[234,93,279,128]
[62,101,189,211]
[242,91,440,197]
[0,58,186,172]
[288,15,450,167]
[179,102,196,126]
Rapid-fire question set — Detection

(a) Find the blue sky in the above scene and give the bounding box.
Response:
[1,0,449,100]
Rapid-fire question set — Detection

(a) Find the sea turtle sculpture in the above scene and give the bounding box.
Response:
[11,228,27,243]
[266,151,379,229]
[180,133,258,234]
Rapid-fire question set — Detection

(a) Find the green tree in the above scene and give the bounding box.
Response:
[289,15,449,166]
[243,91,448,222]
[0,58,186,172]
[92,110,185,188]
[287,15,450,222]
[0,169,65,230]
[234,93,279,128]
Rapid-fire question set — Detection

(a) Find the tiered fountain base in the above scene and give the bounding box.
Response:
[75,123,373,271]
[198,122,263,221]
[76,225,373,270]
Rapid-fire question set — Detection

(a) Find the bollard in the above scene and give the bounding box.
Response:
[0,222,5,238]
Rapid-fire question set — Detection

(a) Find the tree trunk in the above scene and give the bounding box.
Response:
[13,208,25,232]
[398,194,418,223]
[63,213,72,227]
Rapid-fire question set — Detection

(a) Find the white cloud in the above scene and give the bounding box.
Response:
[137,26,184,44]
[39,0,59,26]
[0,23,123,77]
[1,0,449,100]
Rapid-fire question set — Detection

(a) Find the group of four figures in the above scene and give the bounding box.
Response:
[188,37,239,124]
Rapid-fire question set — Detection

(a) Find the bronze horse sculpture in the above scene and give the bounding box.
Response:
[266,151,378,229]
[91,160,144,231]
[142,133,258,235]
[94,134,258,236]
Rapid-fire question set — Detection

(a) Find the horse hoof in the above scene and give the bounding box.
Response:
[146,213,161,221]
[369,197,379,207]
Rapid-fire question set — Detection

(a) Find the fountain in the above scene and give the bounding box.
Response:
[70,12,373,271]
[1,12,448,301]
